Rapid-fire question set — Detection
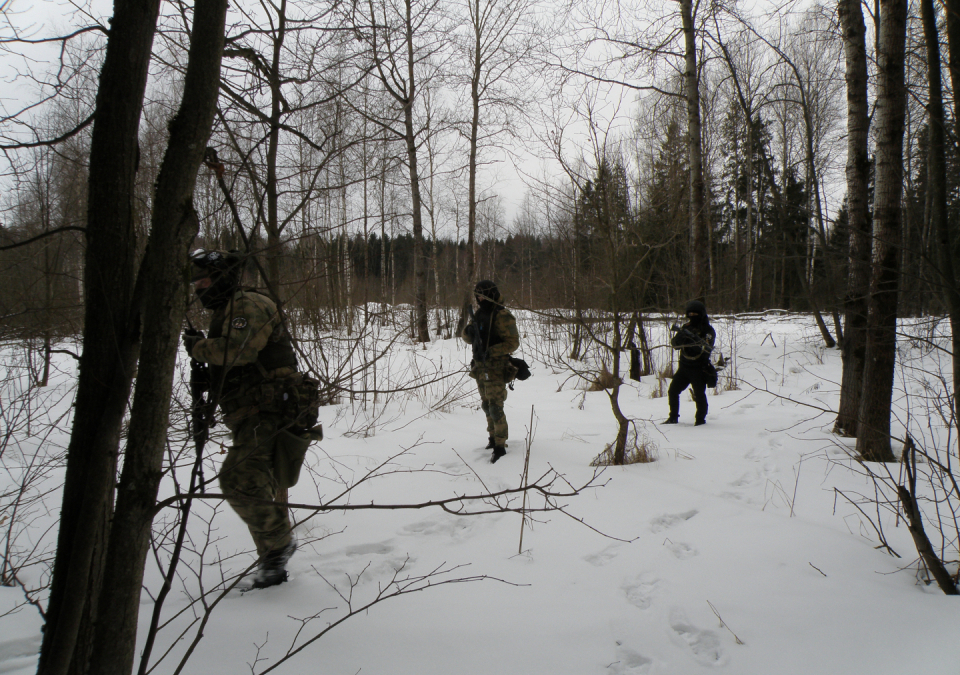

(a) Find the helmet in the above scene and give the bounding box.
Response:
[190,249,246,309]
[190,249,245,281]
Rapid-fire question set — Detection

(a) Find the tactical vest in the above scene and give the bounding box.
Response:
[473,303,504,361]
[208,290,298,398]
[677,323,712,366]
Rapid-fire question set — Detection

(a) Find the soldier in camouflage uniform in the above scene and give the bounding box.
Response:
[462,280,520,463]
[184,250,318,588]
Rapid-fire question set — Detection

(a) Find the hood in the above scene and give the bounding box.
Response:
[684,300,708,323]
[474,280,502,306]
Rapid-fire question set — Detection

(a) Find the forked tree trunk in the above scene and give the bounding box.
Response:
[37,0,162,672]
[86,2,228,672]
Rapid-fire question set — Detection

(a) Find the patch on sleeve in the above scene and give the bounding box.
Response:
[231,317,249,330]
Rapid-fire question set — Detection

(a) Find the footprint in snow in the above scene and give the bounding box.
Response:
[584,544,621,567]
[345,542,394,557]
[827,443,855,457]
[621,574,661,610]
[730,463,775,489]
[718,489,761,506]
[669,609,726,666]
[664,541,697,559]
[744,446,769,462]
[400,518,478,539]
[607,646,653,674]
[649,510,698,533]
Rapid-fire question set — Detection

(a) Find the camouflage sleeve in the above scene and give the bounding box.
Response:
[191,292,280,367]
[487,309,519,358]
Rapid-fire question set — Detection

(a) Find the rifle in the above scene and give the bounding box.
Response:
[670,322,713,358]
[186,319,212,493]
[465,303,489,363]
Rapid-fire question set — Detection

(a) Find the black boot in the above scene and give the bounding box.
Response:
[663,416,679,424]
[251,538,296,589]
[694,419,706,426]
[485,436,495,449]
[491,446,506,463]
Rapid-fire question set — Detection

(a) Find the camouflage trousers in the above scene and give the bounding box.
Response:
[219,413,293,556]
[475,372,509,446]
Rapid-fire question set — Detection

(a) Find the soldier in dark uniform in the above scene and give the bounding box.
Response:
[184,250,319,588]
[663,300,716,426]
[462,280,520,463]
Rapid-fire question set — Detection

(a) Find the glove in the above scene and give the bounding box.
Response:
[464,324,478,340]
[183,328,204,356]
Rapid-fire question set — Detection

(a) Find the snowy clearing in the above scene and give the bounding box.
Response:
[1,313,958,675]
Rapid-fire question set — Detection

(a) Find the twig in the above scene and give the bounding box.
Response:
[707,600,744,645]
[519,405,535,554]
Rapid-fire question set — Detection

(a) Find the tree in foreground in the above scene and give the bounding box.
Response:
[36,0,229,672]
[855,0,907,464]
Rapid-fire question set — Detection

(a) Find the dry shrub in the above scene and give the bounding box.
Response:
[591,427,658,466]
[650,364,673,399]
[715,363,740,393]
[587,365,622,391]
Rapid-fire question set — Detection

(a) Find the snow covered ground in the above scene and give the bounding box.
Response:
[2,312,959,674]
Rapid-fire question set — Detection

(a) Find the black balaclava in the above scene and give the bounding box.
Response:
[191,250,244,310]
[684,300,708,328]
[474,279,501,309]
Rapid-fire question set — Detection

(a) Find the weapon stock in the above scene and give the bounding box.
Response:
[186,321,211,493]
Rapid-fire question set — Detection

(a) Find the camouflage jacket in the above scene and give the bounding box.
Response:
[462,305,520,363]
[189,290,298,408]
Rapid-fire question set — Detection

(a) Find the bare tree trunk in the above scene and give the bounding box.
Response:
[609,316,628,465]
[37,0,162,672]
[380,144,388,305]
[680,0,708,301]
[341,147,352,335]
[263,0,288,291]
[399,0,429,342]
[940,0,960,452]
[458,1,483,334]
[856,0,907,463]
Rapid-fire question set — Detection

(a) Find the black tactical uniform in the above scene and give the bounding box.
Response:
[664,300,716,426]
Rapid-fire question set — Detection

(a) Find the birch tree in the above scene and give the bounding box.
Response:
[834,0,872,437]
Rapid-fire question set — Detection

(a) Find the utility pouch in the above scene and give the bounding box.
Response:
[509,357,531,381]
[703,361,719,388]
[277,374,321,428]
[274,428,311,489]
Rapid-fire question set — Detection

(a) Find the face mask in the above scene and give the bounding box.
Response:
[195,273,236,309]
